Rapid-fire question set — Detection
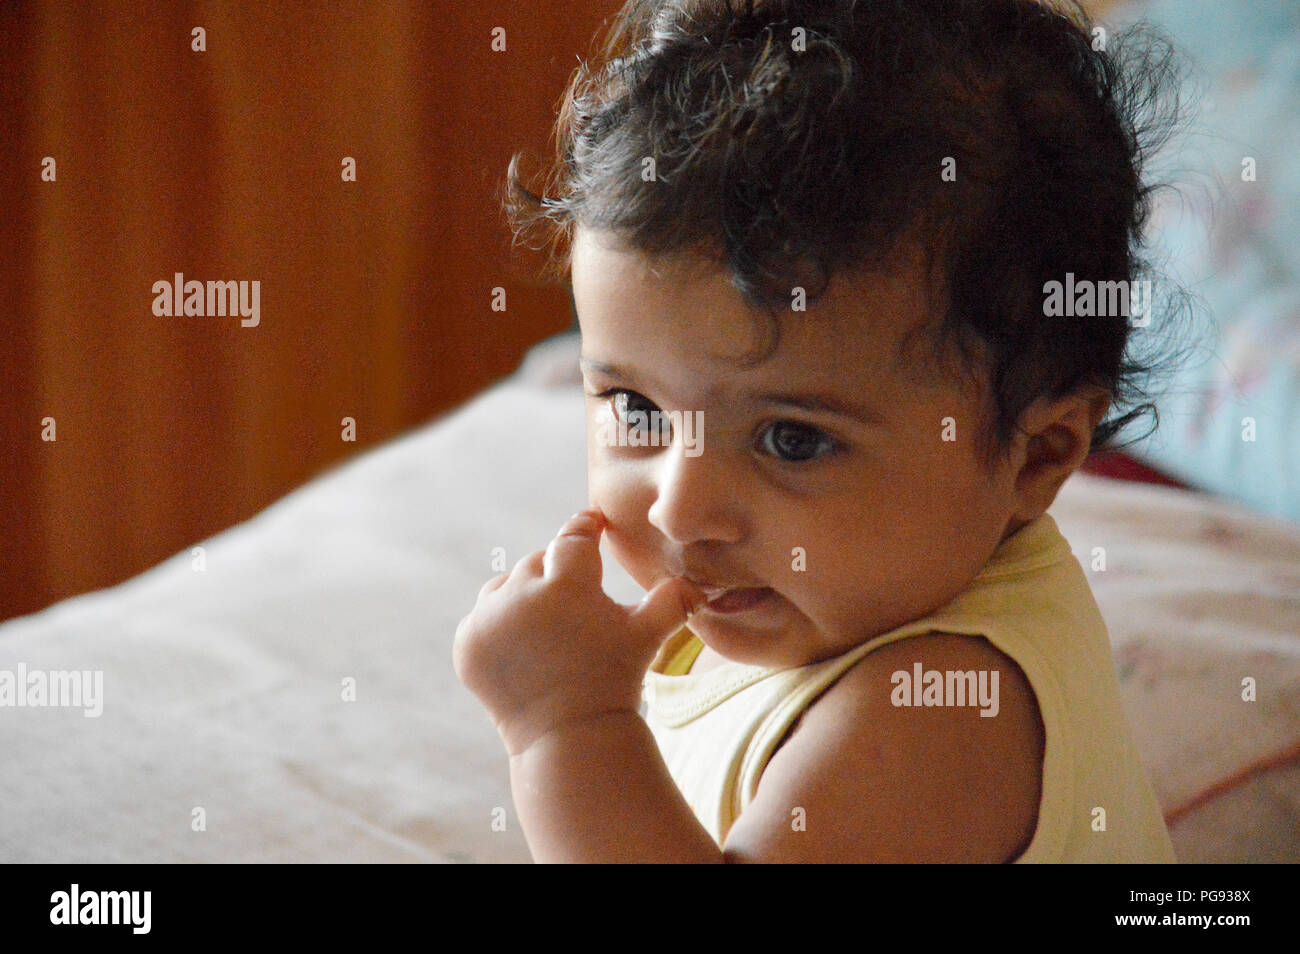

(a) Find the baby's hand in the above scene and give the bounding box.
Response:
[453,508,708,757]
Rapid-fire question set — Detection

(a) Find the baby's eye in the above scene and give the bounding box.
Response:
[758,421,837,463]
[593,388,662,432]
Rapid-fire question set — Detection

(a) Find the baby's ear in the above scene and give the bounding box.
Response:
[1018,387,1110,454]
[1011,389,1108,514]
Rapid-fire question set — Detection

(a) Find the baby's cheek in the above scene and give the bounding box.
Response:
[603,521,660,592]
[777,523,878,610]
[588,465,635,521]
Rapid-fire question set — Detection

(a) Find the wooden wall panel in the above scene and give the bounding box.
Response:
[1,1,611,621]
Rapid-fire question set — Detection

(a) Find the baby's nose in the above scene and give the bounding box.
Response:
[646,441,745,546]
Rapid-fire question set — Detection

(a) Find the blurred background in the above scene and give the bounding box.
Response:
[1,1,594,622]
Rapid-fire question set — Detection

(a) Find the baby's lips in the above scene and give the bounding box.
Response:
[692,582,728,601]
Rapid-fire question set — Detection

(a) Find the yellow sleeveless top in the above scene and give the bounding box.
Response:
[641,512,1177,863]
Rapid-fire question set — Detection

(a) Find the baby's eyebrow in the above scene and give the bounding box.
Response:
[579,357,628,378]
[752,391,891,429]
[580,355,889,429]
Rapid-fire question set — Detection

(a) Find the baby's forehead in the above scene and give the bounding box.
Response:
[739,258,947,376]
[575,226,959,387]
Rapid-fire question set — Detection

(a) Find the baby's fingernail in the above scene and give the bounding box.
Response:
[565,511,598,530]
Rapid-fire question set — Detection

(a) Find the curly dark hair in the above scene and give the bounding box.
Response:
[503,0,1200,467]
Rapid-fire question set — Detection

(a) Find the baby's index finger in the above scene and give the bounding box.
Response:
[561,509,604,535]
[543,509,606,583]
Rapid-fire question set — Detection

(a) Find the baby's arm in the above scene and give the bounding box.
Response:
[453,508,726,863]
[509,710,724,863]
[720,632,1045,863]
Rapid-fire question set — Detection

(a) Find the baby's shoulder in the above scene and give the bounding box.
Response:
[723,631,1044,863]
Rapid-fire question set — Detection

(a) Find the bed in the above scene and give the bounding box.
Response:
[2,330,1297,863]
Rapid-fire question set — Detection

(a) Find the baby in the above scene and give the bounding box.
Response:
[455,0,1183,862]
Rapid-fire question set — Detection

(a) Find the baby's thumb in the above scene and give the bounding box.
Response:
[628,577,709,649]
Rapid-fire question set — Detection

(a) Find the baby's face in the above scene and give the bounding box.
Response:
[572,226,1024,669]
